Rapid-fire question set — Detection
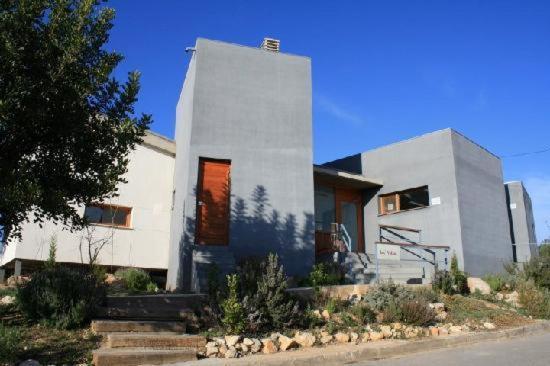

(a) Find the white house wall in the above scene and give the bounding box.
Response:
[1,143,175,270]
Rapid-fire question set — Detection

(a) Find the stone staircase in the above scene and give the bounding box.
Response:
[191,246,236,293]
[92,295,207,366]
[322,252,429,285]
[91,320,205,366]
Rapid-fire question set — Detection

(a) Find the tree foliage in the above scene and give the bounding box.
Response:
[0,0,151,243]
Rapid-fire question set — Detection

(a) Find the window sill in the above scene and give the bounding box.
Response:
[89,223,133,230]
[378,205,431,217]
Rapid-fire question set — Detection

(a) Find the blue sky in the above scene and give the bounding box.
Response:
[107,0,549,241]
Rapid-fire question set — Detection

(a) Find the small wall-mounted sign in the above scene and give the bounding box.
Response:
[510,203,517,210]
[377,243,401,261]
[431,197,441,205]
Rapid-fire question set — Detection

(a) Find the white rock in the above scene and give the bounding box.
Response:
[467,277,491,295]
[206,346,218,357]
[225,335,241,347]
[350,332,359,342]
[380,325,392,338]
[250,339,262,353]
[279,335,297,351]
[294,331,316,348]
[225,346,238,358]
[484,322,496,330]
[0,295,15,305]
[242,337,254,346]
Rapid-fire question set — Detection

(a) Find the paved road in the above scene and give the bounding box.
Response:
[353,331,550,366]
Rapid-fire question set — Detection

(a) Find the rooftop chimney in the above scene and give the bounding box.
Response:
[260,37,280,52]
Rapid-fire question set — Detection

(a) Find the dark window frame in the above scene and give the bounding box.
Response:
[84,203,132,228]
[378,186,430,215]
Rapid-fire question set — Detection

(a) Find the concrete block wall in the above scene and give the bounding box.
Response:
[451,131,513,275]
[505,181,538,263]
[167,39,315,291]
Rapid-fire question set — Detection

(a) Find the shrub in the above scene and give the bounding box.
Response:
[303,262,345,289]
[233,253,302,333]
[413,287,441,303]
[17,266,105,329]
[0,324,21,363]
[115,268,156,293]
[433,255,469,295]
[399,300,436,326]
[483,274,506,293]
[522,253,550,290]
[517,281,550,319]
[349,303,376,324]
[325,297,346,314]
[221,274,246,334]
[363,281,415,312]
[381,300,402,323]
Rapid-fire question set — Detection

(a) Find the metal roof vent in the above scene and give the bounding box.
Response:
[260,37,280,52]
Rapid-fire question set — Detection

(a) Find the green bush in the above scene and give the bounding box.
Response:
[324,297,346,314]
[363,281,415,312]
[221,274,246,334]
[17,266,105,329]
[522,253,550,290]
[302,262,345,289]
[399,300,436,326]
[381,300,402,323]
[483,274,506,293]
[349,303,376,324]
[433,255,469,295]
[115,268,156,293]
[237,253,302,333]
[0,324,21,363]
[517,281,550,319]
[413,286,441,303]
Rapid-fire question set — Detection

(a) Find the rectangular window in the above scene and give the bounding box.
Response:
[378,186,429,215]
[84,204,132,228]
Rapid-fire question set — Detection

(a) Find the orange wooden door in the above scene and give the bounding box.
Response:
[335,188,364,253]
[196,159,231,245]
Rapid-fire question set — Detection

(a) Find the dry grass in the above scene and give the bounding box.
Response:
[443,294,530,328]
[1,301,101,365]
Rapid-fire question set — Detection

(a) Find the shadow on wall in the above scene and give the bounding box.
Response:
[175,185,314,291]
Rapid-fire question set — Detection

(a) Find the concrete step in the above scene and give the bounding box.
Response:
[92,347,196,366]
[107,333,206,350]
[99,294,206,320]
[91,320,186,334]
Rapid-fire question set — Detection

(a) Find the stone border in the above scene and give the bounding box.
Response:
[169,321,550,366]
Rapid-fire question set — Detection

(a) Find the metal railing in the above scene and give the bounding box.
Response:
[375,224,450,283]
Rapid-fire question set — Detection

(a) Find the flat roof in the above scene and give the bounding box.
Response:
[142,131,176,157]
[313,165,383,189]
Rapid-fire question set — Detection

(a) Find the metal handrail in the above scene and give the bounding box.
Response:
[339,224,352,252]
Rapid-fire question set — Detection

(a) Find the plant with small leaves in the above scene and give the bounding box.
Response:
[221,274,246,334]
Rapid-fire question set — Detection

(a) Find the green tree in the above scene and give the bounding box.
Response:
[0,0,150,244]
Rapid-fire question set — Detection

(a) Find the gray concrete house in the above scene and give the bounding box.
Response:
[505,181,538,263]
[165,37,538,292]
[2,37,538,291]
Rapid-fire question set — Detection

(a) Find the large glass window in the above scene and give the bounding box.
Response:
[84,204,132,228]
[378,186,429,215]
[314,185,335,232]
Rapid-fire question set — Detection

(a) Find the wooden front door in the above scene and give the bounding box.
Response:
[196,159,231,245]
[335,188,364,252]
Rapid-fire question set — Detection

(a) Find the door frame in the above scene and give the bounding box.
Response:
[335,187,364,253]
[195,157,232,246]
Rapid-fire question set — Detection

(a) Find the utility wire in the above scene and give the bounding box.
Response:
[500,146,550,159]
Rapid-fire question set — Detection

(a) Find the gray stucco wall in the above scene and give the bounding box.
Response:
[167,39,315,291]
[359,130,463,271]
[166,52,197,291]
[505,181,538,263]
[324,129,513,277]
[451,131,513,275]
